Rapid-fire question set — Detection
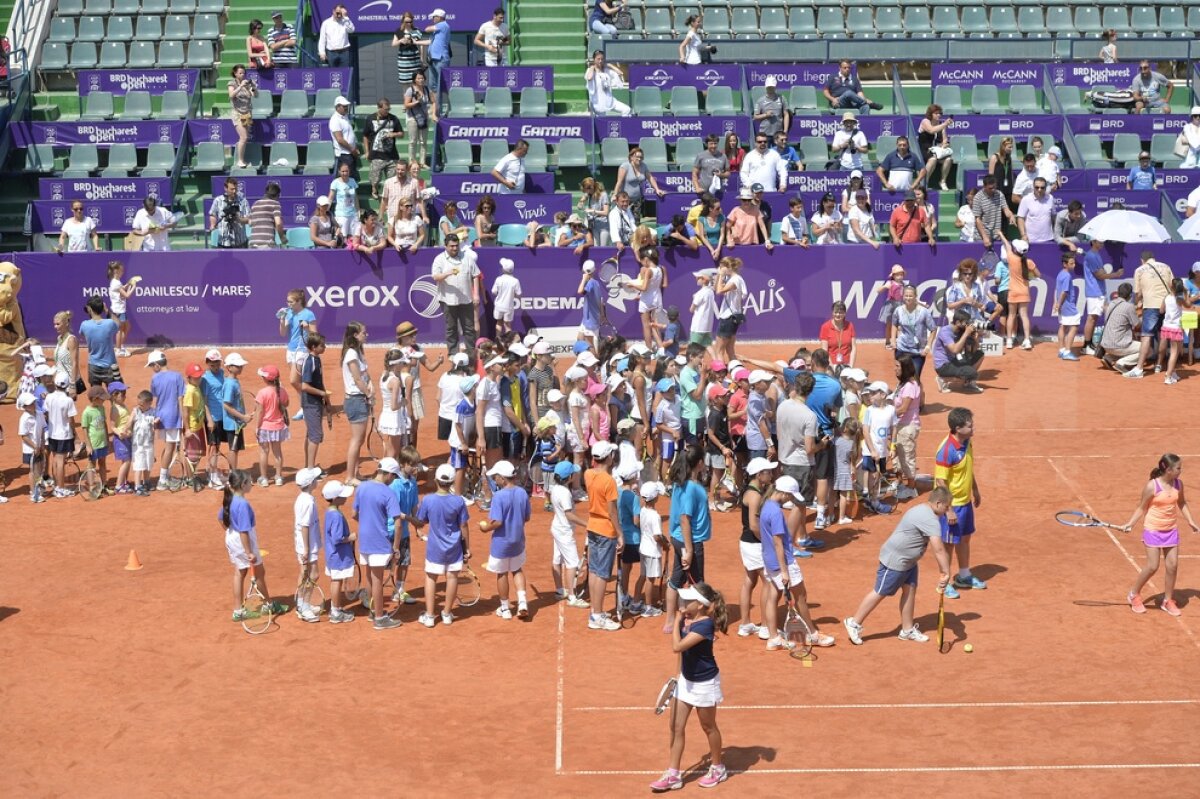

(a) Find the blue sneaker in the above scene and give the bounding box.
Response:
[943,583,961,599]
[953,573,987,590]
[794,548,814,559]
[1060,351,1080,361]
[796,537,825,549]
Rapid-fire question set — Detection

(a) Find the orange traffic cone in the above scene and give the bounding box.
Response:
[124,549,143,571]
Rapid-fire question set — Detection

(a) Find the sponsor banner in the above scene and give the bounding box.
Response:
[788,115,907,142]
[245,68,353,95]
[920,115,1063,140]
[442,66,554,93]
[656,172,741,196]
[1067,114,1188,140]
[628,64,741,92]
[78,69,199,96]
[963,169,1088,191]
[931,63,1046,89]
[434,194,572,226]
[431,172,556,195]
[744,63,851,91]
[1048,63,1142,89]
[1041,190,1159,217]
[187,118,329,145]
[1090,169,1200,198]
[39,177,170,201]
[310,0,478,32]
[211,175,335,200]
[17,242,1189,346]
[435,117,594,145]
[30,200,144,234]
[784,171,880,194]
[656,190,942,225]
[11,121,186,147]
[599,116,751,145]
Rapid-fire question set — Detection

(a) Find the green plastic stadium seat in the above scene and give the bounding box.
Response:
[114,0,140,13]
[483,87,513,118]
[59,0,85,14]
[314,87,341,111]
[141,0,167,13]
[798,136,829,167]
[601,136,630,167]
[156,39,184,68]
[1101,7,1131,34]
[960,7,990,37]
[101,143,139,176]
[48,18,76,42]
[670,86,699,116]
[163,14,190,39]
[77,15,105,42]
[446,87,476,118]
[68,42,99,69]
[759,7,788,37]
[1150,134,1183,168]
[788,7,818,39]
[251,90,274,119]
[933,85,968,117]
[286,227,315,249]
[1073,134,1110,169]
[278,90,312,119]
[127,41,157,67]
[267,142,299,174]
[232,143,263,174]
[524,139,549,172]
[637,137,668,172]
[845,7,875,37]
[1131,7,1163,38]
[108,15,134,41]
[1160,8,1186,38]
[705,85,735,116]
[1016,7,1048,38]
[701,8,731,38]
[1112,133,1143,167]
[643,8,672,37]
[156,90,189,119]
[67,144,100,175]
[674,136,703,169]
[192,141,228,172]
[302,142,335,175]
[480,139,509,171]
[989,7,1021,38]
[144,142,176,173]
[519,87,548,118]
[1056,86,1086,114]
[903,7,933,37]
[950,135,984,170]
[185,40,213,68]
[633,86,664,116]
[1073,7,1101,36]
[1044,7,1077,38]
[790,85,820,114]
[40,42,70,70]
[497,223,528,247]
[119,90,152,120]
[875,8,904,37]
[25,144,57,173]
[730,7,760,39]
[1008,84,1041,114]
[99,41,127,68]
[931,6,961,37]
[971,84,1002,115]
[193,14,220,40]
[169,0,197,13]
[85,0,112,11]
[816,7,846,38]
[80,90,115,121]
[441,140,473,173]
[554,138,588,169]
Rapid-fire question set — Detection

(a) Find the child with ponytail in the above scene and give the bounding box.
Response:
[220,469,286,621]
[254,365,289,486]
[1124,454,1199,617]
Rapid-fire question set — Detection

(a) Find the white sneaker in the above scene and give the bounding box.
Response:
[757,625,771,640]
[418,612,436,628]
[737,622,760,638]
[517,601,529,618]
[299,609,320,624]
[898,625,929,642]
[441,611,454,625]
[1021,339,1032,351]
[766,636,796,651]
[807,631,836,647]
[1123,367,1145,380]
[495,605,513,620]
[588,613,620,631]
[814,514,827,531]
[1005,337,1013,350]
[566,594,590,608]
[935,376,950,393]
[843,618,864,645]
[274,475,284,487]
[837,516,854,525]
[257,476,269,488]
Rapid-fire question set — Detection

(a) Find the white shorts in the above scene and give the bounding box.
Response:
[326,565,355,581]
[224,527,261,569]
[739,540,764,572]
[294,526,320,563]
[132,446,154,472]
[1059,312,1082,327]
[156,428,181,444]
[411,388,426,421]
[579,322,599,337]
[641,554,663,579]
[287,349,308,367]
[638,299,661,314]
[425,559,463,575]
[487,550,527,574]
[675,673,723,708]
[358,552,393,568]
[551,528,581,569]
[494,308,515,322]
[766,563,805,591]
[1085,296,1105,316]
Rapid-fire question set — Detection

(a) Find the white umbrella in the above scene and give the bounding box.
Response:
[1078,209,1170,243]
[1177,213,1200,241]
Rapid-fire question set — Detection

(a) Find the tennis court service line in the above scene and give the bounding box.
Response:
[565,763,1200,776]
[555,600,566,774]
[572,699,1198,712]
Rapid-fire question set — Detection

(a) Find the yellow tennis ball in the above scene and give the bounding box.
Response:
[963,644,974,653]
[478,520,488,531]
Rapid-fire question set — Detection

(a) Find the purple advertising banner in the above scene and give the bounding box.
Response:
[1067,114,1188,140]
[744,63,850,91]
[30,200,144,234]
[655,189,941,226]
[1040,190,1159,217]
[17,242,1193,346]
[432,172,556,195]
[212,175,332,200]
[784,171,880,194]
[931,63,1046,89]
[628,64,741,92]
[1089,169,1200,197]
[1048,63,1141,89]
[598,116,751,145]
[435,117,594,145]
[656,172,743,196]
[40,176,171,201]
[187,118,328,146]
[963,169,1088,192]
[435,194,573,225]
[442,66,554,94]
[922,115,1063,141]
[78,69,199,96]
[11,121,186,147]
[788,115,909,142]
[246,67,353,94]
[309,0,479,32]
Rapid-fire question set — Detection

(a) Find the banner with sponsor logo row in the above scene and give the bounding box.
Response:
[1067,114,1189,140]
[29,201,144,234]
[433,195,573,226]
[1049,63,1142,89]
[39,177,171,202]
[656,190,942,226]
[790,115,908,142]
[435,117,594,145]
[17,243,1199,347]
[12,121,186,147]
[187,119,329,146]
[600,116,751,145]
[78,70,199,96]
[431,173,556,194]
[931,63,1047,89]
[309,0,480,32]
[964,169,1200,199]
[245,68,352,94]
[628,64,742,92]
[914,115,1063,141]
[443,66,553,94]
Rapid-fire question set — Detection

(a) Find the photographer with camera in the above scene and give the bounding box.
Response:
[475,7,510,67]
[208,177,250,249]
[318,3,355,68]
[933,309,985,394]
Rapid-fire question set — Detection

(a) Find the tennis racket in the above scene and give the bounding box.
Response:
[597,257,621,286]
[653,307,670,329]
[978,248,1000,276]
[654,677,678,715]
[241,577,273,635]
[599,316,619,340]
[167,453,194,492]
[936,587,947,653]
[359,400,381,480]
[77,463,103,501]
[457,560,481,607]
[296,571,326,620]
[1054,510,1130,532]
[184,430,207,492]
[30,450,47,489]
[211,453,234,488]
[783,592,816,663]
[574,544,590,602]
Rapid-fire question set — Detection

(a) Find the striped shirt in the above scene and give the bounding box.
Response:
[268,23,298,65]
[248,197,281,249]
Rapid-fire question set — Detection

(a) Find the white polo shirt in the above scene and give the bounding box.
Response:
[329,111,355,156]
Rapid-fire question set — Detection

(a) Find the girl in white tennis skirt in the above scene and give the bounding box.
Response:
[651,582,729,792]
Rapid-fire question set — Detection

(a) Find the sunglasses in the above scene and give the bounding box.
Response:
[755,140,767,144]
[72,206,84,211]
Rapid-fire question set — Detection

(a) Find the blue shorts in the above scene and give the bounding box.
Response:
[873,562,918,597]
[661,437,677,462]
[115,312,128,322]
[449,446,467,469]
[861,455,879,473]
[587,531,617,580]
[112,435,131,462]
[89,446,109,462]
[1141,307,1162,337]
[343,394,370,424]
[939,502,976,544]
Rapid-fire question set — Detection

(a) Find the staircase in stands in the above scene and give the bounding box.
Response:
[511,0,588,114]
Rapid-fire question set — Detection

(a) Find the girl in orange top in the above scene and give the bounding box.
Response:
[1123,454,1199,616]
[1004,239,1040,350]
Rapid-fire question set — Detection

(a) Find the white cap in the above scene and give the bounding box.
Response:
[224,352,248,367]
[676,585,711,606]
[485,355,508,369]
[615,463,641,483]
[1192,106,1200,116]
[16,392,36,408]
[1048,146,1062,158]
[450,351,470,366]
[508,342,530,358]
[738,187,754,200]
[532,341,551,355]
[616,417,637,432]
[764,75,777,87]
[1011,239,1029,255]
[322,480,354,500]
[435,463,456,483]
[867,380,889,394]
[500,257,515,273]
[693,268,717,280]
[377,457,402,475]
[33,364,53,378]
[333,95,350,108]
[629,342,651,356]
[582,259,596,274]
[606,373,627,391]
[674,354,688,366]
[591,441,617,460]
[746,457,778,476]
[547,388,564,403]
[316,195,331,207]
[563,366,587,382]
[747,369,772,385]
[640,481,665,500]
[204,348,223,362]
[773,475,805,503]
[295,467,322,488]
[576,351,599,368]
[487,460,516,478]
[727,359,743,372]
[850,169,863,179]
[841,367,867,383]
[431,7,446,17]
[145,349,167,366]
[54,372,70,388]
[523,333,542,347]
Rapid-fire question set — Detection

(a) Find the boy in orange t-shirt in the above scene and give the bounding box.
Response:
[584,441,622,630]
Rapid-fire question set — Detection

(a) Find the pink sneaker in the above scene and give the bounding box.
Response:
[698,765,728,788]
[1162,599,1182,617]
[649,770,683,792]
[1129,593,1146,614]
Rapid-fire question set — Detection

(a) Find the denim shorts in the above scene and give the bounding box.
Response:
[587,531,617,580]
[343,394,369,424]
[301,395,324,443]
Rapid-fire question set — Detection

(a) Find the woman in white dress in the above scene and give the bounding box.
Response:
[627,245,669,351]
[377,349,412,457]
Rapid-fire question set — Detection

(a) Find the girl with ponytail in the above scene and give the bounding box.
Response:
[1123,454,1199,616]
[220,469,286,621]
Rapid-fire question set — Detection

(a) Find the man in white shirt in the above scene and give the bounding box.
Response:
[608,191,636,254]
[318,3,355,68]
[739,132,787,193]
[1010,153,1038,205]
[1016,178,1055,243]
[329,95,359,171]
[474,7,510,67]
[57,201,99,253]
[431,235,483,359]
[131,195,176,252]
[831,112,869,171]
[585,50,630,117]
[1186,184,1200,218]
[490,140,528,194]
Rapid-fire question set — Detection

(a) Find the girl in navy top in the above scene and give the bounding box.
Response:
[651,582,729,792]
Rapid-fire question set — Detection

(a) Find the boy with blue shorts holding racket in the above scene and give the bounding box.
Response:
[934,407,984,599]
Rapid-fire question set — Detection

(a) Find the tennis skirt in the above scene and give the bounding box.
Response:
[257,427,291,444]
[675,673,723,708]
[378,408,410,437]
[1144,527,1180,548]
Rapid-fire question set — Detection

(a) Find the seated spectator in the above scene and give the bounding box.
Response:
[739,133,786,193]
[1037,146,1062,191]
[889,191,930,247]
[662,214,700,251]
[474,196,499,247]
[1100,283,1142,372]
[309,196,341,248]
[917,104,954,191]
[876,136,925,194]
[1131,60,1173,115]
[438,201,471,246]
[608,191,637,254]
[832,113,869,171]
[630,221,657,253]
[932,309,985,394]
[1127,151,1157,191]
[1180,107,1200,169]
[557,214,593,255]
[726,189,772,249]
[724,132,745,174]
[1055,201,1088,253]
[524,220,551,250]
[388,199,426,253]
[490,139,528,194]
[131,195,176,252]
[248,182,284,250]
[547,211,571,248]
[846,191,880,250]
[589,0,622,36]
[823,60,883,111]
[754,77,788,139]
[972,176,1016,249]
[1011,153,1038,205]
[1017,179,1054,244]
[780,197,810,247]
[945,258,991,324]
[687,192,714,228]
[811,193,844,244]
[695,197,726,259]
[352,209,388,255]
[956,188,977,243]
[839,169,868,214]
[691,134,731,196]
[585,50,630,117]
[772,131,802,171]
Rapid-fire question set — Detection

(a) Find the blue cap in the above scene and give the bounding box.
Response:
[616,357,630,372]
[459,375,479,393]
[107,381,128,392]
[572,340,590,355]
[656,378,676,393]
[553,461,581,480]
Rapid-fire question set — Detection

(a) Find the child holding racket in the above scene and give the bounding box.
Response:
[653,379,682,482]
[479,460,532,620]
[413,463,473,626]
[387,446,422,605]
[649,582,729,792]
[16,393,46,503]
[80,385,111,493]
[761,475,835,651]
[254,365,289,487]
[449,375,479,503]
[616,463,645,615]
[1124,454,1200,616]
[130,389,156,497]
[935,407,985,599]
[293,467,324,622]
[220,469,286,622]
[322,479,357,624]
[107,260,136,358]
[182,364,207,477]
[638,480,668,616]
[220,353,254,475]
[548,461,590,607]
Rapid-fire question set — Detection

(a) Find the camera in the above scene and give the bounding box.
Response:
[971,319,991,333]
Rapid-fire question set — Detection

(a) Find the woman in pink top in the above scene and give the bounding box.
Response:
[586,381,610,445]
[254,364,290,487]
[891,354,922,502]
[1123,454,1199,617]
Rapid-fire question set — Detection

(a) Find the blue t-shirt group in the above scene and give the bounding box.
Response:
[488,486,531,559]
[417,492,471,565]
[354,479,402,556]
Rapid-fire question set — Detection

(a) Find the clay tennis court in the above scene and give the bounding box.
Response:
[2,341,1198,796]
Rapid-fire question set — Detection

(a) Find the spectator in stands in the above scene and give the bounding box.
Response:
[1126,250,1175,378]
[1037,146,1063,191]
[913,187,936,242]
[988,137,1016,211]
[438,200,470,246]
[831,112,868,172]
[209,178,250,249]
[474,196,499,246]
[248,183,284,249]
[392,12,425,96]
[876,136,925,194]
[1055,201,1088,253]
[696,197,726,258]
[578,176,610,245]
[491,140,528,194]
[933,309,984,394]
[678,15,704,66]
[609,191,637,255]
[811,193,844,245]
[475,8,509,67]
[247,20,273,69]
[889,191,929,248]
[753,77,787,139]
[1180,108,1200,169]
[329,95,359,172]
[616,147,665,220]
[318,3,355,68]
[1130,60,1173,115]
[227,65,257,170]
[772,132,801,171]
[585,50,629,117]
[692,134,731,196]
[823,61,883,112]
[1101,283,1142,372]
[846,191,880,250]
[131,195,176,252]
[1011,153,1038,206]
[1017,178,1054,244]
[381,160,425,227]
[972,176,1015,249]
[1082,238,1124,353]
[1099,29,1118,64]
[558,214,594,254]
[267,11,298,66]
[956,188,977,243]
[431,235,482,359]
[589,0,622,37]
[423,9,452,119]
[403,72,430,167]
[662,214,698,251]
[56,201,98,253]
[724,132,745,174]
[726,188,771,249]
[1127,151,1157,191]
[780,197,808,248]
[329,162,359,235]
[740,133,786,194]
[839,170,868,214]
[363,99,403,200]
[751,183,773,240]
[388,199,426,254]
[352,209,388,255]
[309,196,341,248]
[917,104,954,191]
[1186,184,1200,218]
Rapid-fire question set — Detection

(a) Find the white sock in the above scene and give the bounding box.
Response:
[159,468,168,480]
[517,590,527,604]
[396,582,404,594]
[500,600,511,610]
[958,568,971,579]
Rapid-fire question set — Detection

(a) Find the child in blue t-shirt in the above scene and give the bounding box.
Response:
[616,464,645,615]
[387,446,423,605]
[477,460,532,620]
[220,469,286,621]
[413,463,473,626]
[322,479,357,623]
[1052,253,1082,361]
[657,306,684,359]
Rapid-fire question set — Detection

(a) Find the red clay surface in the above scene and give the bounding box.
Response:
[2,341,1199,797]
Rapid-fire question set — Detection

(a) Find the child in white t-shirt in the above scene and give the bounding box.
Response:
[491,257,523,337]
[637,480,668,616]
[689,269,718,350]
[548,461,589,607]
[44,376,78,499]
[861,381,897,514]
[16,393,45,503]
[293,466,323,622]
[131,389,158,497]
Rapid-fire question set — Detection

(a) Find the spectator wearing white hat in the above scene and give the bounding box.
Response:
[328,94,359,172]
[318,3,355,68]
[753,76,787,138]
[1036,145,1062,191]
[576,259,606,346]
[491,258,522,338]
[477,460,533,620]
[435,350,473,442]
[831,112,869,171]
[292,467,324,622]
[412,463,472,626]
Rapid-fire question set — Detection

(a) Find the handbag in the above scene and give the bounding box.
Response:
[613,9,634,29]
[1174,132,1191,159]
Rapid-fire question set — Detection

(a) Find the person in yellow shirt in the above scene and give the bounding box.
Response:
[934,407,983,599]
[183,363,209,473]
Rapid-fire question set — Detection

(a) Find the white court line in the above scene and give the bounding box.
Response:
[993,454,1200,460]
[554,598,565,774]
[566,764,1200,776]
[572,699,1198,712]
